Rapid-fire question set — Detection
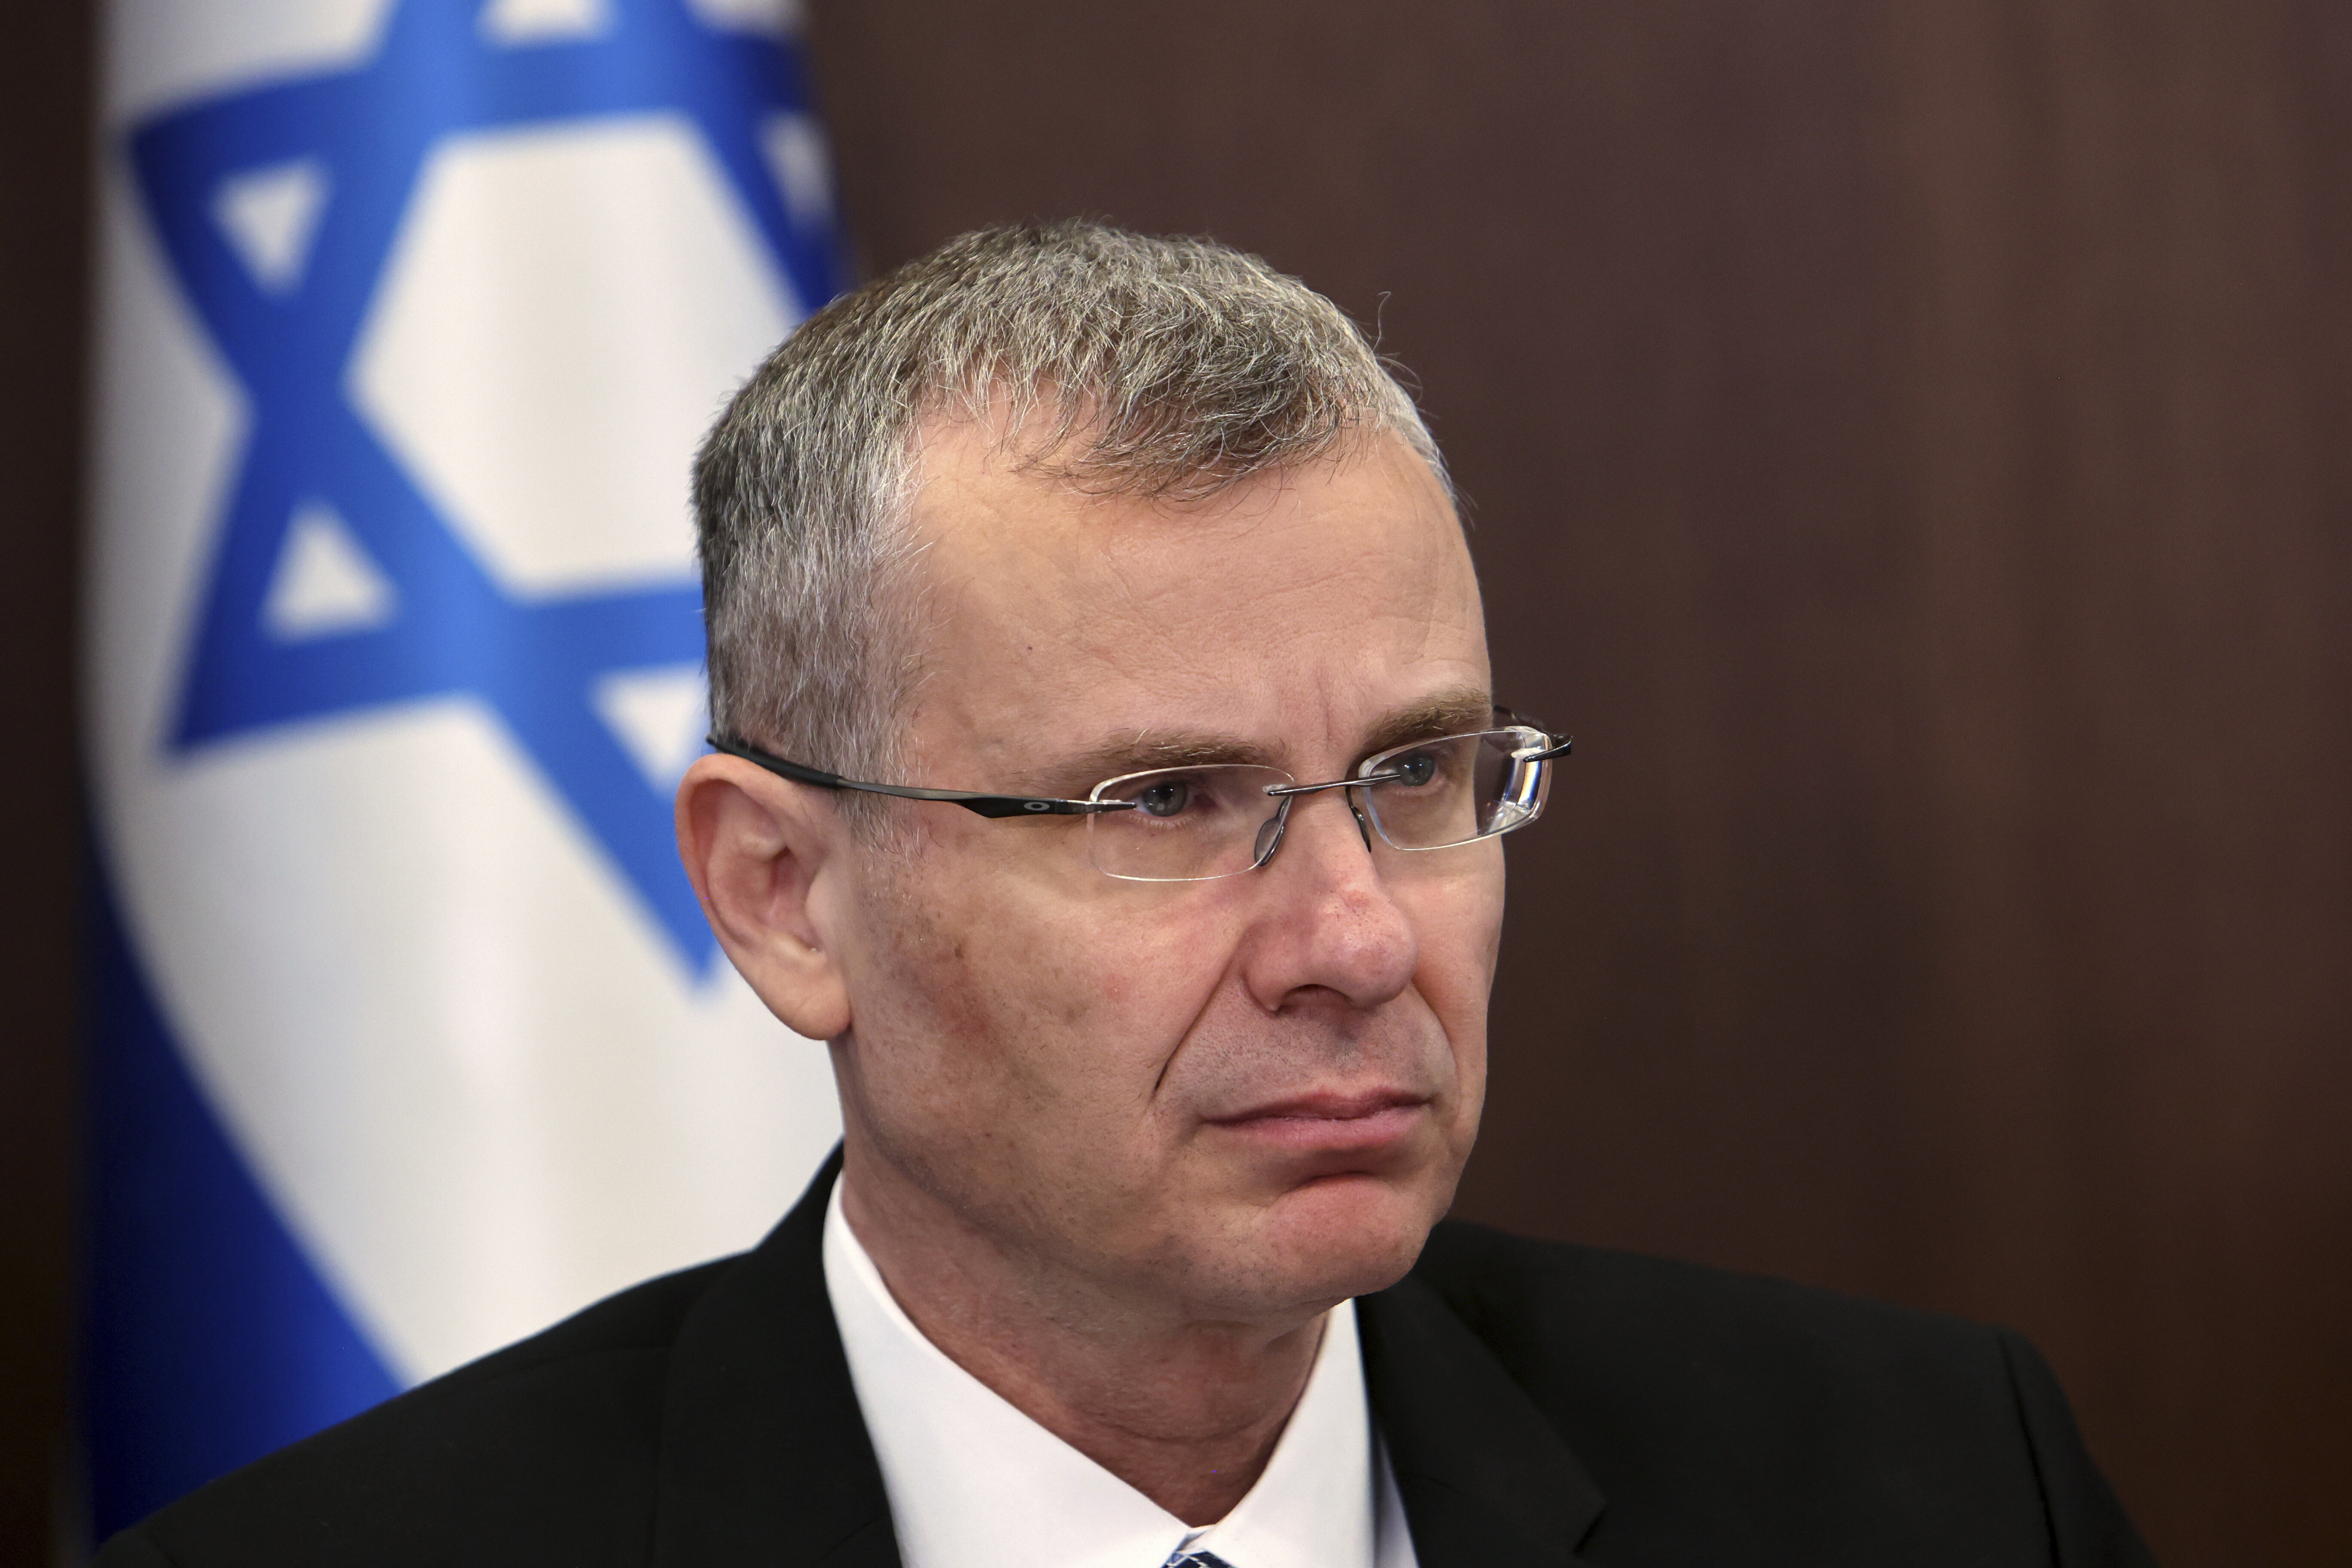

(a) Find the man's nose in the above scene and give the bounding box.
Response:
[1238,786,1418,1013]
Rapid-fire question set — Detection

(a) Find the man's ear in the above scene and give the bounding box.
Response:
[675,753,854,1041]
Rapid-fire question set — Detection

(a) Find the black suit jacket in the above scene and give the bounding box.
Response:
[99,1152,2156,1566]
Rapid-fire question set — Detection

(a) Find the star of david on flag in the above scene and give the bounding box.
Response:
[85,0,849,1539]
[139,0,838,962]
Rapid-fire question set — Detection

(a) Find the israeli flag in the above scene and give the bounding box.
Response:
[83,0,844,1537]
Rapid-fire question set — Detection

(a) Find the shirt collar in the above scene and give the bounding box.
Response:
[823,1172,1391,1568]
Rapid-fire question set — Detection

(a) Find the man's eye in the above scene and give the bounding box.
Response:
[1136,781,1192,818]
[1393,750,1440,787]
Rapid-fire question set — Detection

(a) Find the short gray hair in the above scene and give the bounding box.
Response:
[692,219,1449,802]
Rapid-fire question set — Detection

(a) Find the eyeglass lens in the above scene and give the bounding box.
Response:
[1085,728,1553,883]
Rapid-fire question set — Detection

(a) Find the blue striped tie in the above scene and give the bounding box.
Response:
[1165,1552,1236,1568]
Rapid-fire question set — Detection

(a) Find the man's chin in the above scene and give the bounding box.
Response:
[1234,1169,1447,1307]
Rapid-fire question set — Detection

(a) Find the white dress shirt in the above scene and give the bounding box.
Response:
[824,1176,1419,1568]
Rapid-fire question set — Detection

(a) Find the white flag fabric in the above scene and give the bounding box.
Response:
[84,0,843,1534]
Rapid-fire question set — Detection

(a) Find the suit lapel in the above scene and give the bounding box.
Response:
[652,1148,902,1568]
[1359,1273,1606,1567]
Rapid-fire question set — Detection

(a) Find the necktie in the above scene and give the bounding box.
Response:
[1164,1553,1236,1568]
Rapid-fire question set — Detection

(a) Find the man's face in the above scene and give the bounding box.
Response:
[826,421,1501,1325]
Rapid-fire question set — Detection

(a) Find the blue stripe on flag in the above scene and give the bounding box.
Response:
[82,856,401,1539]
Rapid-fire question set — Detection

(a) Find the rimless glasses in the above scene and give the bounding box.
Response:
[707,710,1571,884]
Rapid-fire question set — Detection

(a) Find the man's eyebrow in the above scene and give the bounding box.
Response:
[1026,688,1498,794]
[1360,687,1500,754]
[1030,733,1285,793]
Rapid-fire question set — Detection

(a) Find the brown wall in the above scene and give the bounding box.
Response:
[5,3,2346,1565]
[799,4,2346,1565]
[0,4,92,1565]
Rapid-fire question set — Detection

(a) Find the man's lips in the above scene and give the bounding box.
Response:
[1202,1090,1430,1153]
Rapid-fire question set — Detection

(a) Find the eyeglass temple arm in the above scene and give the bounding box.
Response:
[704,735,1129,819]
[1492,707,1573,762]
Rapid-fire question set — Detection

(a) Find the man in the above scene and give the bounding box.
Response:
[101,221,2156,1567]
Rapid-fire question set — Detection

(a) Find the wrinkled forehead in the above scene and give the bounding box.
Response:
[894,407,1476,630]
[890,414,1487,778]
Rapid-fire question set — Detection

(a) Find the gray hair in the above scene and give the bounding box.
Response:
[692,219,1449,808]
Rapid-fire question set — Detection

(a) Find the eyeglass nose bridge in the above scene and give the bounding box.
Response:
[1250,770,1396,868]
[1260,769,1404,799]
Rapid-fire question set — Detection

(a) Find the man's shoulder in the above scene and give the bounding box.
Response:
[99,1255,739,1568]
[1414,1216,2005,1375]
[1398,1220,2153,1566]
[1409,1216,2028,1446]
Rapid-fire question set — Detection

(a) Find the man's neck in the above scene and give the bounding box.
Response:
[838,1150,1326,1526]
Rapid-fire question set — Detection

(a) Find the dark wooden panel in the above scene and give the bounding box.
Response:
[1873,3,2352,1554]
[807,5,2352,1563]
[0,5,92,1564]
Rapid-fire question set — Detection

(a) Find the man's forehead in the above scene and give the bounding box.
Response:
[904,484,1481,693]
[905,420,1465,596]
[896,413,1487,777]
